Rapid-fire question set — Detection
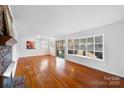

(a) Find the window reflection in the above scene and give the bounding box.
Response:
[55,57,65,74]
[40,60,48,71]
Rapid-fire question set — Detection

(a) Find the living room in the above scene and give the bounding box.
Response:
[0,5,124,89]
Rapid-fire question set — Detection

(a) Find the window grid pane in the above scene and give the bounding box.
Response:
[68,35,103,60]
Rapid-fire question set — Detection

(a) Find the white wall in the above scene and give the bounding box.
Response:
[50,38,56,56]
[12,21,50,76]
[18,36,50,57]
[54,21,124,78]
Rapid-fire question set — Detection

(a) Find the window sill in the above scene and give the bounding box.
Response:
[67,54,104,62]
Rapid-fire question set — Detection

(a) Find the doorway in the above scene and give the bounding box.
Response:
[56,40,65,59]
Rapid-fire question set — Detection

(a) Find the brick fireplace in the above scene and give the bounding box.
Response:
[0,5,18,88]
[0,46,12,75]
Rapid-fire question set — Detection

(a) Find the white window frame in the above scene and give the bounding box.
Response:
[67,34,104,62]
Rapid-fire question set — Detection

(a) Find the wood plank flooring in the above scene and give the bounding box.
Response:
[15,55,124,88]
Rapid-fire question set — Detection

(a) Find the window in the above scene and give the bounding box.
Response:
[68,34,104,61]
[74,39,79,54]
[87,37,95,58]
[51,41,55,48]
[79,38,86,56]
[95,36,103,59]
[68,39,74,54]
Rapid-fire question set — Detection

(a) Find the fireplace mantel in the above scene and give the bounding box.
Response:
[0,36,17,46]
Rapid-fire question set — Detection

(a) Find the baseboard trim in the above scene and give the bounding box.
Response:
[66,59,124,79]
[18,54,50,59]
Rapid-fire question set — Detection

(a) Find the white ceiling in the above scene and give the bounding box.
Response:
[11,5,124,38]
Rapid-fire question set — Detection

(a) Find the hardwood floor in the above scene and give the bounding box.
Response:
[15,55,124,88]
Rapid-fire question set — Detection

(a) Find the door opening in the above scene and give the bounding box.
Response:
[56,40,65,59]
